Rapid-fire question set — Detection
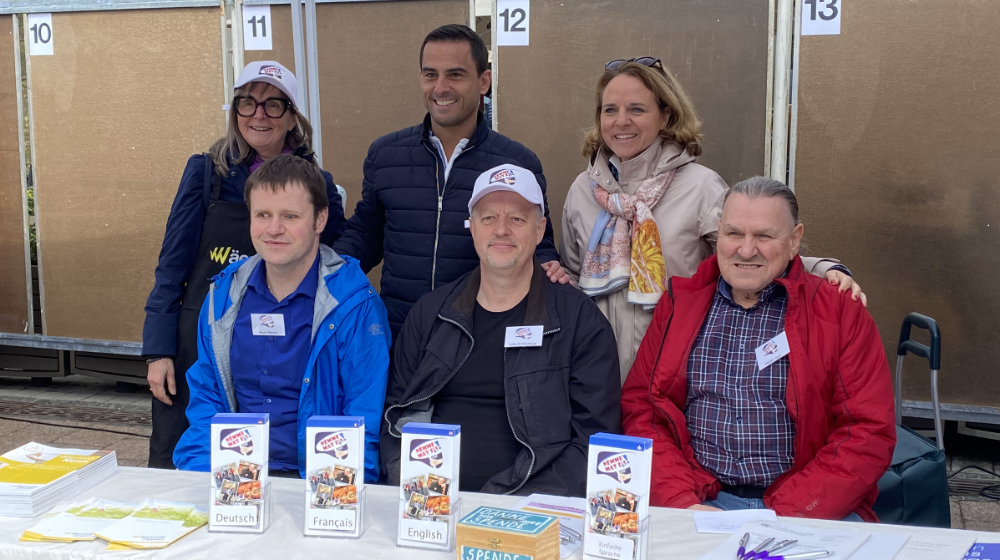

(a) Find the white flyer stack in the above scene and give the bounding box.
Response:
[583,433,652,560]
[0,442,118,517]
[304,416,365,538]
[396,422,461,551]
[209,413,270,533]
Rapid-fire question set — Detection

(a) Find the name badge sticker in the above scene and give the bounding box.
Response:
[755,331,790,371]
[504,325,543,348]
[251,313,286,336]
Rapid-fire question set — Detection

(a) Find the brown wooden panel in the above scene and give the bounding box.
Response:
[244,0,469,290]
[795,1,1000,407]
[31,8,225,341]
[497,0,771,242]
[0,15,30,334]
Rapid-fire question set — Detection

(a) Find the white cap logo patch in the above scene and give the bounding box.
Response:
[490,169,517,186]
[258,65,282,79]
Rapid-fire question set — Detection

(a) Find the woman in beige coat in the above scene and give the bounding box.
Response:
[561,59,862,381]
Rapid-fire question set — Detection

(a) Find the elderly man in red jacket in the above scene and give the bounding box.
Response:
[621,176,895,521]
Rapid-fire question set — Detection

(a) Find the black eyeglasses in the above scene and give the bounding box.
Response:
[233,96,292,118]
[606,57,665,73]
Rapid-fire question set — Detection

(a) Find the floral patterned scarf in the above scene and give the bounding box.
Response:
[579,168,676,307]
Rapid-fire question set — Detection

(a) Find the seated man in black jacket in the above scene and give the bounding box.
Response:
[382,164,622,497]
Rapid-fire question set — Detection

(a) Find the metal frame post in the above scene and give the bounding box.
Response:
[304,0,322,166]
[290,0,309,115]
[769,0,794,184]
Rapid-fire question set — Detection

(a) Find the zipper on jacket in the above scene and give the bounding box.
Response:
[423,141,475,290]
[383,314,475,438]
[501,326,559,495]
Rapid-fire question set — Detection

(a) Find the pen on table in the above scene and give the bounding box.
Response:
[735,533,750,559]
[771,550,833,560]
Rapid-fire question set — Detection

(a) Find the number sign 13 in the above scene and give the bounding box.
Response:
[802,0,841,36]
[27,13,54,56]
[497,0,530,46]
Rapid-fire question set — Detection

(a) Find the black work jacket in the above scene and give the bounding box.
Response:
[381,259,622,497]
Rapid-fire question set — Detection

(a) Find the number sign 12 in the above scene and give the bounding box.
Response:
[497,0,530,46]
[802,0,841,36]
[27,13,54,56]
[243,5,273,51]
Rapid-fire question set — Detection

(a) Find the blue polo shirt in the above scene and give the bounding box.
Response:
[231,253,320,471]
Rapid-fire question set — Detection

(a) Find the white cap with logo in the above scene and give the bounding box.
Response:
[469,164,546,217]
[234,61,298,108]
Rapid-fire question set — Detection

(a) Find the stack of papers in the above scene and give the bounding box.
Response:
[96,499,208,550]
[0,442,118,517]
[21,498,136,542]
[21,498,207,550]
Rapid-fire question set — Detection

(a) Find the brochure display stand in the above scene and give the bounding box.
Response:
[208,413,271,534]
[395,422,461,552]
[304,416,367,539]
[582,433,653,560]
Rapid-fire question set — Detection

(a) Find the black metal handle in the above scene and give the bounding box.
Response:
[897,312,941,370]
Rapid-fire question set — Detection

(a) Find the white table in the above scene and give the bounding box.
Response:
[0,467,995,559]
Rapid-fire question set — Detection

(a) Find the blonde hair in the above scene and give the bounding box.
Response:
[582,62,703,160]
[208,82,316,175]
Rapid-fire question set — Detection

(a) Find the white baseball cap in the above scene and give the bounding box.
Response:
[234,61,298,108]
[469,164,545,217]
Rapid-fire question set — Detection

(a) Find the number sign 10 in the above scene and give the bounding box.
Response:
[497,0,530,46]
[27,13,54,56]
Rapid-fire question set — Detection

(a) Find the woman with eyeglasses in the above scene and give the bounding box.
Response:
[560,59,861,381]
[141,61,346,469]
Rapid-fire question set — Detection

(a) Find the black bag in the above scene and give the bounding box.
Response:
[872,313,950,527]
[874,425,950,527]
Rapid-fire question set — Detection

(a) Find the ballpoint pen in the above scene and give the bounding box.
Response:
[735,533,750,559]
[770,550,834,560]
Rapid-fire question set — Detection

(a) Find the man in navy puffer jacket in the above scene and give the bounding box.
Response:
[333,24,568,337]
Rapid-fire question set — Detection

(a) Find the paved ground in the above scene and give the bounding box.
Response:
[0,373,998,531]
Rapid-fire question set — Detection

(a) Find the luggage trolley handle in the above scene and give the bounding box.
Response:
[896,313,943,450]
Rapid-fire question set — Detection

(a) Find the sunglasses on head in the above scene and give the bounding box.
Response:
[606,57,665,73]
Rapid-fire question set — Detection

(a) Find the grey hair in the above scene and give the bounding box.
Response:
[724,176,800,225]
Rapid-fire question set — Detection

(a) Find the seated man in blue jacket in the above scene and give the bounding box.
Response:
[174,155,390,482]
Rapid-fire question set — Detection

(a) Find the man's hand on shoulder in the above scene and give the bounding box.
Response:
[542,260,572,285]
[825,270,867,307]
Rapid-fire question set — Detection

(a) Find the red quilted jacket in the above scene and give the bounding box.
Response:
[621,255,896,521]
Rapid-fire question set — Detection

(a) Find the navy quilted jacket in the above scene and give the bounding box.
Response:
[333,114,560,336]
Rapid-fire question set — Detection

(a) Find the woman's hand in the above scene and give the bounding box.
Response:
[825,270,867,307]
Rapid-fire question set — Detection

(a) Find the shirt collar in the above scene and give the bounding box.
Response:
[247,251,321,302]
[717,266,789,306]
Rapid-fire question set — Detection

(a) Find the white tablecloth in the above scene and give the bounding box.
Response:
[0,467,995,560]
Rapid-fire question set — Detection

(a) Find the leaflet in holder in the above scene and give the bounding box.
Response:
[208,413,271,534]
[583,433,652,560]
[304,416,367,538]
[396,422,461,552]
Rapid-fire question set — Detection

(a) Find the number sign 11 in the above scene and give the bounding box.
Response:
[27,13,54,56]
[802,0,841,36]
[243,4,273,51]
[497,0,530,46]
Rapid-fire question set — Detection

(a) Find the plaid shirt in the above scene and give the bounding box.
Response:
[684,277,796,488]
